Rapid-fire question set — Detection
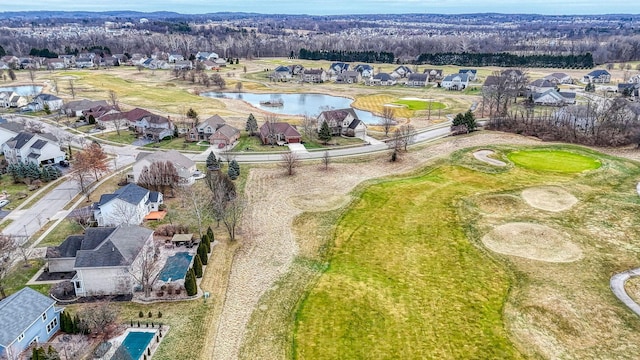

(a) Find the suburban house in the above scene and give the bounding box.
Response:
[93,183,163,227]
[8,95,27,108]
[168,53,185,63]
[2,132,66,166]
[95,107,152,131]
[259,122,301,145]
[544,72,573,84]
[528,79,557,93]
[335,71,361,84]
[317,108,366,138]
[133,114,174,141]
[82,104,120,121]
[423,69,444,82]
[58,55,76,67]
[583,69,611,84]
[406,73,429,87]
[209,124,240,146]
[442,73,470,90]
[329,62,350,75]
[75,57,94,68]
[458,69,478,81]
[45,58,66,70]
[391,65,412,79]
[172,60,193,70]
[130,150,197,186]
[63,99,109,117]
[47,225,155,297]
[34,94,64,111]
[195,51,219,61]
[354,64,374,78]
[369,73,396,86]
[618,83,640,98]
[0,91,17,108]
[532,89,577,106]
[0,287,62,359]
[0,122,25,148]
[302,69,327,83]
[187,114,225,142]
[272,66,292,81]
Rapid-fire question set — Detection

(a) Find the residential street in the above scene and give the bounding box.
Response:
[0,115,453,243]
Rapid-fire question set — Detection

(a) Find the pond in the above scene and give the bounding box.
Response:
[0,85,42,96]
[201,91,384,124]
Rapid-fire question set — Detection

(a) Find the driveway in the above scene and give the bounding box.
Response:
[287,143,308,153]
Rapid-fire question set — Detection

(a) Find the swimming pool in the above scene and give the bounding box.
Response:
[120,331,154,360]
[158,252,193,282]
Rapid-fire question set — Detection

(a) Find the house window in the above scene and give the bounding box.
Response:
[46,317,58,333]
[42,312,47,321]
[17,333,24,342]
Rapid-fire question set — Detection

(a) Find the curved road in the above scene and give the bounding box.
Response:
[0,116,452,241]
[611,269,640,317]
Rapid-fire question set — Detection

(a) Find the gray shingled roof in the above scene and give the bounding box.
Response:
[0,122,25,133]
[98,184,149,206]
[139,150,195,170]
[74,225,153,268]
[46,227,117,259]
[31,139,47,150]
[0,287,55,347]
[7,132,34,150]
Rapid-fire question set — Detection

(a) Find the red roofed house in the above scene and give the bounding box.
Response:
[259,122,301,145]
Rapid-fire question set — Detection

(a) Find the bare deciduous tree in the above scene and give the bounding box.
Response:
[0,234,17,299]
[78,302,117,336]
[128,240,161,298]
[137,161,180,197]
[300,114,317,141]
[206,171,236,227]
[322,150,330,170]
[68,79,76,99]
[281,151,300,176]
[380,107,396,137]
[222,196,245,241]
[179,182,214,238]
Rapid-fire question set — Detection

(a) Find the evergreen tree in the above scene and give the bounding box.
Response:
[193,254,203,278]
[73,313,81,334]
[202,233,211,253]
[88,115,96,125]
[452,113,466,127]
[46,345,60,360]
[318,121,332,144]
[230,160,240,176]
[227,165,239,180]
[245,113,258,136]
[25,162,41,180]
[207,226,214,242]
[185,268,197,296]
[206,151,219,170]
[463,110,477,131]
[197,242,208,265]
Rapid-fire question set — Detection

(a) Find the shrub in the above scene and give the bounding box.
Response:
[148,311,152,318]
[185,268,197,296]
[193,254,203,278]
[138,311,144,318]
[157,311,162,318]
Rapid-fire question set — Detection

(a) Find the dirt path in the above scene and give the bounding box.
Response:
[209,132,543,360]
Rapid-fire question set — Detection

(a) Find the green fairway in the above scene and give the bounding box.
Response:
[291,145,640,360]
[507,149,601,173]
[393,99,446,111]
[294,165,528,360]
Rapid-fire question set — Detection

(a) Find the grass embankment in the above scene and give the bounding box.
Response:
[284,146,640,359]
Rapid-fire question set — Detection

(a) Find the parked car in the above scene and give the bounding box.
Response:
[0,199,10,209]
[59,160,70,167]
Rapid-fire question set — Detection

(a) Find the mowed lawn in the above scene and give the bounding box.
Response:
[294,166,526,360]
[507,149,601,173]
[393,99,446,111]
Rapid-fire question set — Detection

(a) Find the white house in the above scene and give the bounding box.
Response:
[442,73,470,90]
[544,72,573,84]
[130,150,197,186]
[532,89,577,106]
[168,53,184,63]
[391,65,412,79]
[93,183,162,227]
[0,287,62,359]
[458,69,478,81]
[34,94,64,111]
[2,132,66,166]
[528,79,557,93]
[583,69,611,84]
[0,91,17,108]
[354,64,374,78]
[47,225,155,297]
[407,73,429,87]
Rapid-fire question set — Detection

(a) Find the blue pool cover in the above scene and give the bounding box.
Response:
[158,252,193,282]
[121,331,154,360]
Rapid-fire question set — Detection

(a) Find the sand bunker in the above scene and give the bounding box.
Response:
[482,222,582,262]
[522,186,578,212]
[288,194,352,212]
[473,150,507,167]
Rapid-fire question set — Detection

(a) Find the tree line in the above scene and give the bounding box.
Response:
[298,49,395,63]
[416,52,594,68]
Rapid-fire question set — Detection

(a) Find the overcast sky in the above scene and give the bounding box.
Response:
[1,0,633,15]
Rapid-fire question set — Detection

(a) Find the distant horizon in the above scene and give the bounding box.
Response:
[0,1,635,16]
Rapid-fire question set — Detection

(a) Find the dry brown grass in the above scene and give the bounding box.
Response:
[482,222,582,262]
